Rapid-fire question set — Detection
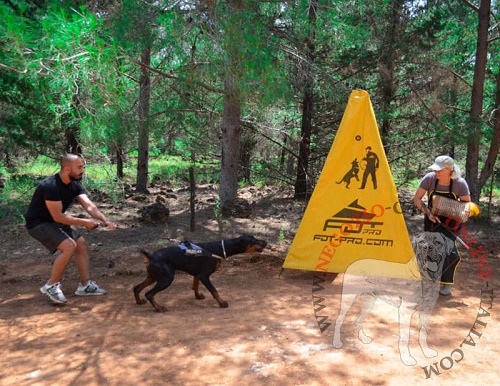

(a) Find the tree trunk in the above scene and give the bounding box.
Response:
[466,0,490,202]
[378,0,403,147]
[239,128,255,184]
[219,70,241,205]
[279,133,287,172]
[116,143,124,180]
[64,90,82,155]
[294,89,313,199]
[294,0,317,200]
[478,68,500,188]
[65,126,82,155]
[136,46,151,193]
[189,165,196,232]
[219,0,244,206]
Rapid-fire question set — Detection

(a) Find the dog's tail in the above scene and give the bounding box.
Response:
[140,250,152,269]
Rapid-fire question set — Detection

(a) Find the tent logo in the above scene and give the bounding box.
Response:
[336,146,380,190]
[317,198,386,242]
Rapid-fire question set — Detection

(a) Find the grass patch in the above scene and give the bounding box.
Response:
[84,155,219,186]
[147,156,219,184]
[0,154,221,225]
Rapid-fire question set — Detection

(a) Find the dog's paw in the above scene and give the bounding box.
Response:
[422,347,438,358]
[136,299,148,305]
[195,293,205,300]
[332,339,343,349]
[358,329,372,344]
[219,301,229,308]
[154,306,168,312]
[400,353,417,366]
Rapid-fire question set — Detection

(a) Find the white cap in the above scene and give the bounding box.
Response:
[428,155,461,179]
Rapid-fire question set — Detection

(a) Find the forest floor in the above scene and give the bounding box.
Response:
[0,184,499,385]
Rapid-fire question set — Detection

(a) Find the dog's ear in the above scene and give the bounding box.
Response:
[412,232,430,254]
[434,233,455,257]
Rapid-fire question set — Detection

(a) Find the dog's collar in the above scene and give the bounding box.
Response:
[221,240,227,259]
[207,240,227,260]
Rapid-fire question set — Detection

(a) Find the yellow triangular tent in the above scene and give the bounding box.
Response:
[283,90,415,278]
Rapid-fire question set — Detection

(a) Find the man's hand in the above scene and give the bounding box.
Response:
[84,219,100,230]
[77,194,117,230]
[103,220,117,230]
[428,213,439,223]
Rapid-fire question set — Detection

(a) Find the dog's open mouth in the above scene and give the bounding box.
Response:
[427,261,439,272]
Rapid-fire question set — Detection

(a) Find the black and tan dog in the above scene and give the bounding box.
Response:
[133,235,267,312]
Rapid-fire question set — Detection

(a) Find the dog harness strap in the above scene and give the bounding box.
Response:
[221,240,227,259]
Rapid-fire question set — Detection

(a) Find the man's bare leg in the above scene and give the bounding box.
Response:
[48,238,77,285]
[73,236,106,295]
[74,236,91,285]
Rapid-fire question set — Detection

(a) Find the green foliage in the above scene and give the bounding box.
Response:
[0,171,37,225]
[16,156,59,176]
[279,225,290,245]
[213,197,222,220]
[0,0,499,200]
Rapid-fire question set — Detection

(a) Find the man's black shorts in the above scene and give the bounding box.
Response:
[26,223,82,254]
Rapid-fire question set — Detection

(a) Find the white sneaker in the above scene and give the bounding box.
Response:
[75,280,107,296]
[440,284,453,296]
[40,282,67,304]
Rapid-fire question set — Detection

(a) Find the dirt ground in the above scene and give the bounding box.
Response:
[0,184,499,385]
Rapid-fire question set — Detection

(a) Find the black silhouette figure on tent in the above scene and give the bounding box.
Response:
[336,158,360,189]
[360,146,379,189]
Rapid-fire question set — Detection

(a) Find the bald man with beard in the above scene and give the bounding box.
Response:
[25,154,117,304]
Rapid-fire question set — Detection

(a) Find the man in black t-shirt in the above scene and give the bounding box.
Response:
[25,154,117,304]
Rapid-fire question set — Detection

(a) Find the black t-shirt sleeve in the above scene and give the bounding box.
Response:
[43,177,61,201]
[25,175,86,228]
